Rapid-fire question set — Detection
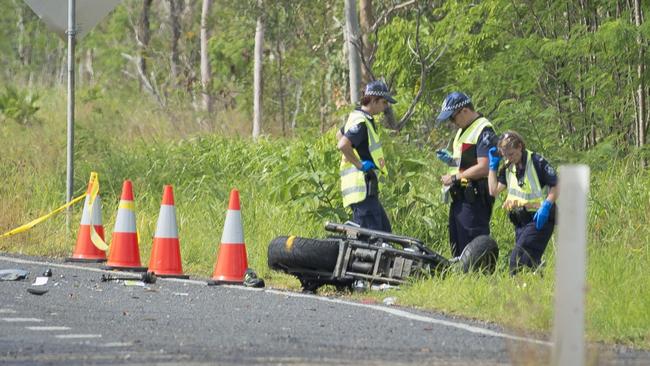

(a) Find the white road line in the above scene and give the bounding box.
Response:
[0,309,17,313]
[2,317,43,322]
[0,254,549,346]
[55,334,102,339]
[264,289,552,346]
[26,326,71,331]
[99,342,133,347]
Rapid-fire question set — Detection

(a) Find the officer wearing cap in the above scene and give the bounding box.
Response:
[336,80,396,232]
[435,92,497,257]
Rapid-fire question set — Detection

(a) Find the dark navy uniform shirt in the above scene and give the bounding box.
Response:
[497,152,558,188]
[340,108,376,163]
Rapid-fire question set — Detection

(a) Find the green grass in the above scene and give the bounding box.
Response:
[1,86,649,349]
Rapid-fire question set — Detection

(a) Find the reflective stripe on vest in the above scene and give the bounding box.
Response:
[505,150,546,206]
[340,110,387,207]
[446,117,493,176]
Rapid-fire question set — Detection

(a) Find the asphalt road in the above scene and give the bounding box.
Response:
[0,254,647,366]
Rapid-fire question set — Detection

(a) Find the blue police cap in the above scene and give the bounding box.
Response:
[436,91,471,122]
[364,80,397,104]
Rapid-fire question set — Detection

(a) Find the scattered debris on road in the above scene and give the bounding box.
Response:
[0,269,29,281]
[27,287,48,295]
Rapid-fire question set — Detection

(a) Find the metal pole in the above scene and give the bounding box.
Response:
[66,0,76,231]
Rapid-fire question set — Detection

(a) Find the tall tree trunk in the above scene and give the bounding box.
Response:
[345,0,361,104]
[320,77,326,133]
[15,0,33,83]
[359,0,374,84]
[276,40,286,136]
[79,48,94,86]
[633,0,646,151]
[291,81,302,133]
[138,0,152,91]
[200,0,213,114]
[15,0,27,67]
[58,47,67,87]
[169,0,182,85]
[252,0,265,140]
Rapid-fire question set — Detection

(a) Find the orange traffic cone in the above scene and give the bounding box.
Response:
[104,180,147,272]
[148,185,188,278]
[67,178,106,262]
[209,189,248,285]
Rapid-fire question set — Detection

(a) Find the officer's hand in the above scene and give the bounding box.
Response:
[488,147,502,171]
[436,149,453,165]
[532,200,553,230]
[360,160,376,172]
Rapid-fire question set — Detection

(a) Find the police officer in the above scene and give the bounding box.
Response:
[487,130,558,275]
[435,92,497,257]
[337,80,396,232]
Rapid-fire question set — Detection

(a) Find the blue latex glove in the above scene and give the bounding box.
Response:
[436,149,453,165]
[360,160,376,172]
[488,147,502,171]
[533,200,553,230]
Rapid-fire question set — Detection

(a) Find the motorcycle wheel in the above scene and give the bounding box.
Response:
[459,235,499,274]
[267,236,340,272]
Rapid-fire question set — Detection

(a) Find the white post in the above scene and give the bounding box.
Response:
[66,0,76,231]
[552,165,589,366]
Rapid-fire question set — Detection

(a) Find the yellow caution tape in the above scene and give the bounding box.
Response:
[87,172,109,251]
[0,192,86,239]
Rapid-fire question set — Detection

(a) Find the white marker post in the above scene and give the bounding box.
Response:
[552,165,590,366]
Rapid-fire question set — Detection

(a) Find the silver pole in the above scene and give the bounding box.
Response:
[66,0,76,230]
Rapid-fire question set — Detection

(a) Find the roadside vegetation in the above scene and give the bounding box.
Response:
[1,0,648,355]
[0,88,648,349]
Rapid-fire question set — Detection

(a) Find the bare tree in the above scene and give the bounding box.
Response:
[345,0,361,104]
[14,0,34,83]
[633,0,646,153]
[122,0,165,106]
[252,0,265,140]
[138,0,153,91]
[394,7,448,131]
[78,48,94,86]
[359,0,374,84]
[168,0,183,85]
[275,40,286,135]
[356,0,417,81]
[200,0,213,113]
[352,1,439,131]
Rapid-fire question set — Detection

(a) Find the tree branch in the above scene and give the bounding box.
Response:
[370,0,418,33]
[394,5,449,131]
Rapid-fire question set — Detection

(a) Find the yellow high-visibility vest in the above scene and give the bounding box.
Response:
[446,117,493,176]
[340,110,387,207]
[505,150,547,208]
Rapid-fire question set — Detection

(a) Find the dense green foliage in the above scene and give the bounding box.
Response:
[0,0,649,352]
[1,0,647,151]
[1,89,649,350]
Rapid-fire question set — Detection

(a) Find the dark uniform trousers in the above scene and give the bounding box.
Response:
[349,171,391,233]
[350,195,392,233]
[449,197,492,257]
[510,208,556,275]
